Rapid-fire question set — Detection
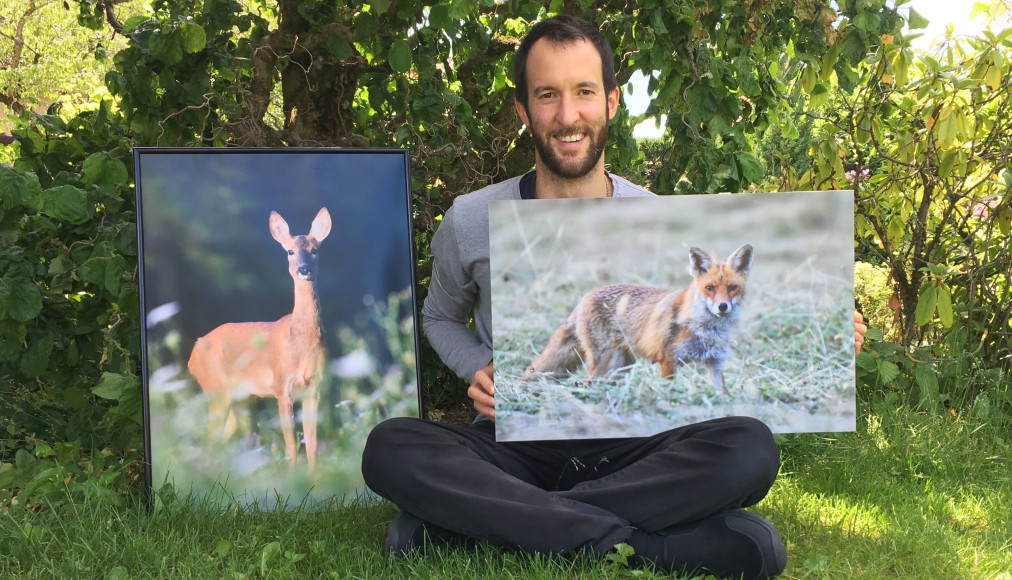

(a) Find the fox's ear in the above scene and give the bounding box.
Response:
[689,247,713,277]
[727,244,753,276]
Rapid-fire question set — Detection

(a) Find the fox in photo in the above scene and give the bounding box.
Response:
[522,244,753,393]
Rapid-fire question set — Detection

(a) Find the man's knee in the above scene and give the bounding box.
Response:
[362,417,427,491]
[717,416,780,498]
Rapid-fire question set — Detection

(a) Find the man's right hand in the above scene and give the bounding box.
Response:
[468,363,495,421]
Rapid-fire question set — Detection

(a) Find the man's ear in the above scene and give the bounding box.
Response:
[607,87,620,121]
[515,97,530,128]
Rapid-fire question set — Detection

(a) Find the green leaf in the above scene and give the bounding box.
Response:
[179,22,207,53]
[887,216,904,247]
[938,151,956,178]
[0,320,27,362]
[92,372,136,401]
[853,12,881,32]
[907,7,930,29]
[915,283,937,326]
[934,106,961,146]
[876,359,901,384]
[216,539,235,557]
[428,5,451,29]
[809,82,830,108]
[49,255,72,276]
[685,85,718,124]
[35,185,91,224]
[371,0,393,13]
[34,442,55,458]
[388,40,412,73]
[801,64,818,94]
[79,255,127,296]
[0,271,43,322]
[935,285,953,327]
[327,37,352,60]
[19,337,54,378]
[651,11,668,35]
[83,153,129,196]
[838,28,867,65]
[353,13,378,45]
[260,541,282,575]
[149,30,184,65]
[984,64,1001,88]
[914,363,939,406]
[0,166,42,209]
[892,51,909,87]
[736,152,764,184]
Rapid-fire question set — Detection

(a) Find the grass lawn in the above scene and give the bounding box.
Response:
[2,403,1010,579]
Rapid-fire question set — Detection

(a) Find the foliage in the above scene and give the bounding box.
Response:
[0,103,142,469]
[0,0,146,130]
[75,0,896,404]
[802,18,1012,369]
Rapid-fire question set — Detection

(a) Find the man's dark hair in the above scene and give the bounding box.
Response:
[513,15,617,111]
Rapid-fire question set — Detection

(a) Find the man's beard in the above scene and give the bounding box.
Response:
[531,121,608,180]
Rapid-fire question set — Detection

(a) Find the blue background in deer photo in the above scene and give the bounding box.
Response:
[135,149,419,508]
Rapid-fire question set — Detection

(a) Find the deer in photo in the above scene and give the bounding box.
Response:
[187,207,331,469]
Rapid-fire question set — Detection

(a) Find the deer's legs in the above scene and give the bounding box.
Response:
[206,393,234,442]
[302,387,320,469]
[277,389,298,464]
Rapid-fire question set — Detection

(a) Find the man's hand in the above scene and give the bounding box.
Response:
[854,311,868,355]
[469,363,495,421]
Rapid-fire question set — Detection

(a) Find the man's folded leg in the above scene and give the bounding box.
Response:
[362,417,635,555]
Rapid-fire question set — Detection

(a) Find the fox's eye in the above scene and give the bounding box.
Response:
[705,285,715,292]
[288,250,295,255]
[728,285,737,291]
[311,248,317,255]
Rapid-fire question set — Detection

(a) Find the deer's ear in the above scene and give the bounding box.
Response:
[310,208,332,242]
[269,211,292,244]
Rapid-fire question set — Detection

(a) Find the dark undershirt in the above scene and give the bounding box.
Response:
[519,171,537,199]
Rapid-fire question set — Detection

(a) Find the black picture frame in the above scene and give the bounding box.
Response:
[134,148,420,508]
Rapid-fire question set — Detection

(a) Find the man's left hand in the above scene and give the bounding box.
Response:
[854,311,868,355]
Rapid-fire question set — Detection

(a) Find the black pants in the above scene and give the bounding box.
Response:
[361,415,779,555]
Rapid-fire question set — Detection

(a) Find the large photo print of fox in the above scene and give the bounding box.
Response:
[523,244,753,393]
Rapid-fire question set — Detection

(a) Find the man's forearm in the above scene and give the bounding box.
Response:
[422,317,493,381]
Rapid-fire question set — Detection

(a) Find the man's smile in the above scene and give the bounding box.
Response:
[556,132,586,143]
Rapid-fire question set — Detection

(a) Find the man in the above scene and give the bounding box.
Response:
[363,15,866,580]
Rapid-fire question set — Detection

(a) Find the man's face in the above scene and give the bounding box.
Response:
[515,38,620,180]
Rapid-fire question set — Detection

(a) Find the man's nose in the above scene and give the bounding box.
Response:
[556,94,580,126]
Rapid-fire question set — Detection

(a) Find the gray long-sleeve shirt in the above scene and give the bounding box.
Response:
[421,172,654,381]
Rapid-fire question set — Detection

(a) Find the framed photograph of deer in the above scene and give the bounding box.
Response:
[134,148,420,508]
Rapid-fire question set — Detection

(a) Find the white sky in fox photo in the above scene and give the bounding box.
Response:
[629,0,994,137]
